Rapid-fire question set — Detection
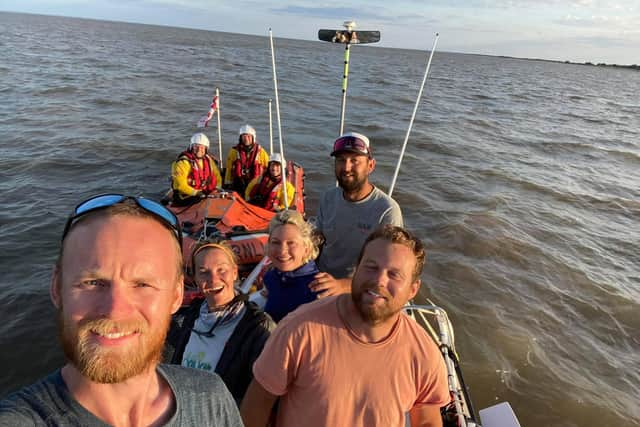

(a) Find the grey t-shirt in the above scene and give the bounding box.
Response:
[0,364,243,426]
[316,186,403,278]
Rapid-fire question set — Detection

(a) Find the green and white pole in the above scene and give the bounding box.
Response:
[339,42,351,136]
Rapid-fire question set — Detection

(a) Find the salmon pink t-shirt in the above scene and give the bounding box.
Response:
[252,296,449,427]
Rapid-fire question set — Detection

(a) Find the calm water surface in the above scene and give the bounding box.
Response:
[1,12,639,427]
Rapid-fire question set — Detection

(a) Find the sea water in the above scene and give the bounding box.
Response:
[1,12,638,427]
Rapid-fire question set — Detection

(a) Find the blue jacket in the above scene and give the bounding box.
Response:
[264,260,319,322]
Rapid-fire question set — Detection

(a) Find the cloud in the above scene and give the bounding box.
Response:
[555,13,639,30]
[269,5,385,21]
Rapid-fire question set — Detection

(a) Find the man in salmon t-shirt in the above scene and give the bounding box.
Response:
[240,225,449,427]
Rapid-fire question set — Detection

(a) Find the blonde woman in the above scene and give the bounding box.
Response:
[165,241,275,404]
[263,210,320,322]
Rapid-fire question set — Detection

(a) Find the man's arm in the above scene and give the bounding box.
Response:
[224,149,236,185]
[281,181,296,209]
[240,379,279,427]
[258,148,270,169]
[211,159,223,189]
[381,203,404,227]
[409,404,443,427]
[172,160,199,196]
[245,177,259,200]
[308,272,351,298]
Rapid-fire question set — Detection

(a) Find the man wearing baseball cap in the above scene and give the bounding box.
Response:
[309,132,403,296]
[170,132,222,206]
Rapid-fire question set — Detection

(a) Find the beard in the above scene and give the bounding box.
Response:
[351,282,402,325]
[57,310,170,384]
[336,171,367,193]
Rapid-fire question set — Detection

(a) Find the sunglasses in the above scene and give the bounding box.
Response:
[331,135,371,157]
[62,194,182,248]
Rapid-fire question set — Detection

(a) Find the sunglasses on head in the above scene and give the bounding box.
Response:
[332,135,371,157]
[61,194,182,248]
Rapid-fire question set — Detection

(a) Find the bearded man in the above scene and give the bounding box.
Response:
[0,194,242,426]
[310,132,403,297]
[241,225,449,427]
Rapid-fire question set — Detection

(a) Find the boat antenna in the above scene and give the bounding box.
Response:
[318,21,380,136]
[269,28,289,210]
[215,87,223,162]
[388,33,439,197]
[268,99,274,155]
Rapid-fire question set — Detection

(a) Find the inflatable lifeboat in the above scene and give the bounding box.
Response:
[166,160,305,306]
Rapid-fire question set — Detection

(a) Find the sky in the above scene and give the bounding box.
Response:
[1,0,638,65]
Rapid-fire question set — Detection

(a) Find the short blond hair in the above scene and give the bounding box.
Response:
[267,210,319,263]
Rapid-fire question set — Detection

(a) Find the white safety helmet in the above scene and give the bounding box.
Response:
[269,152,285,165]
[190,132,210,148]
[238,124,257,140]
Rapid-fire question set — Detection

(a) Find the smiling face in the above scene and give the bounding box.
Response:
[351,238,420,325]
[268,224,310,272]
[51,214,183,384]
[334,152,375,193]
[240,133,254,147]
[268,161,282,179]
[191,143,207,159]
[194,247,238,308]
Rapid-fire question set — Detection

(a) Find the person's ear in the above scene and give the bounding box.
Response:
[368,158,376,173]
[408,279,420,300]
[50,265,62,309]
[170,275,185,314]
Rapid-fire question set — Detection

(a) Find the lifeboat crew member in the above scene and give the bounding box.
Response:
[171,132,222,206]
[224,124,269,195]
[245,153,295,211]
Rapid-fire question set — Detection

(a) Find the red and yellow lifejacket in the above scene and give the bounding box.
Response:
[233,144,264,183]
[249,173,281,210]
[177,150,217,193]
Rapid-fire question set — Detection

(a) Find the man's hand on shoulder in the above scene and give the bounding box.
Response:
[309,272,351,298]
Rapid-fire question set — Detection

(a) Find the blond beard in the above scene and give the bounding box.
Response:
[58,311,170,384]
[351,282,402,325]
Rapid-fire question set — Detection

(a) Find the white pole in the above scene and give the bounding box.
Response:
[388,34,439,197]
[215,87,223,163]
[269,28,289,210]
[268,99,274,155]
[239,256,270,294]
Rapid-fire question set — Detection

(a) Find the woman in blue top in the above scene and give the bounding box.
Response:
[263,210,320,322]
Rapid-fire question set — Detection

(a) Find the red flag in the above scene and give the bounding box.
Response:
[197,95,218,128]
